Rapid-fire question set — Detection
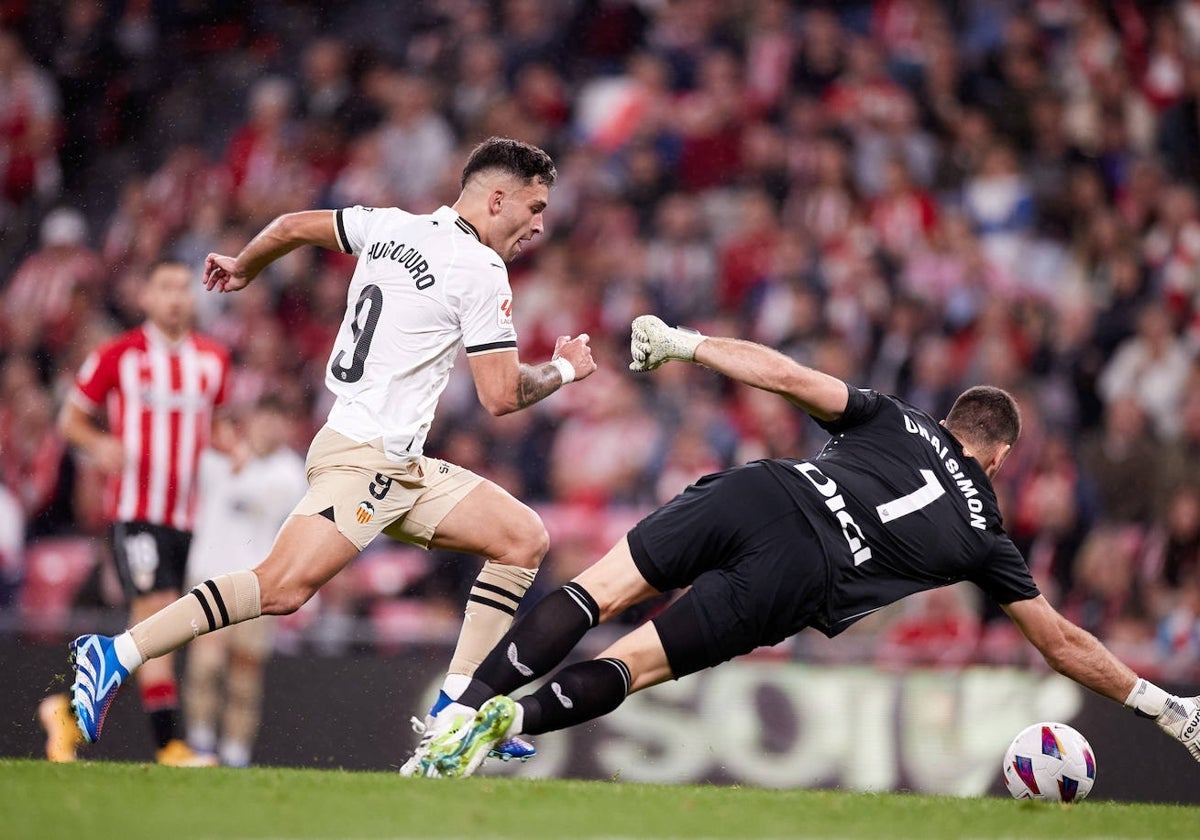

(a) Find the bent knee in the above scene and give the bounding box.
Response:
[526,521,551,566]
[255,575,317,616]
[499,511,549,569]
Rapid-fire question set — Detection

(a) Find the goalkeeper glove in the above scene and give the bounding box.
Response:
[1126,678,1200,762]
[628,315,705,372]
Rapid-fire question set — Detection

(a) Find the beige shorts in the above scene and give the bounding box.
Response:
[291,426,483,551]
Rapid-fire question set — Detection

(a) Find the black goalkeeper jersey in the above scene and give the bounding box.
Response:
[762,387,1040,637]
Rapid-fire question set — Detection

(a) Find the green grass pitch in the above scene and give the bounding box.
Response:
[3,758,1198,839]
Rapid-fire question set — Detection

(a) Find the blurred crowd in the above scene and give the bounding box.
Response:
[5,0,1200,680]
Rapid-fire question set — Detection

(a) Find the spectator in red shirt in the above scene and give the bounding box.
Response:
[0,29,60,212]
[876,586,982,669]
[0,382,65,530]
[868,156,938,262]
[225,76,318,227]
[717,189,781,312]
[3,208,103,360]
[675,49,745,192]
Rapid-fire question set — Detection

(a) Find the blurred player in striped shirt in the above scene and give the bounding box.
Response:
[41,259,230,766]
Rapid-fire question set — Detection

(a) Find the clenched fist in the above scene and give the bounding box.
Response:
[629,315,705,372]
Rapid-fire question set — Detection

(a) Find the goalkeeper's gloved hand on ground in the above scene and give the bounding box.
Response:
[628,315,705,372]
[1126,678,1200,762]
[1155,695,1200,762]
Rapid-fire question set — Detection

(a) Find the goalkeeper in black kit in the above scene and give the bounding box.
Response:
[410,315,1200,779]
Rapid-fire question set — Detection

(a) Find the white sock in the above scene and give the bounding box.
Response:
[219,739,252,768]
[510,700,525,736]
[441,673,471,700]
[113,631,144,672]
[189,724,216,754]
[439,701,474,722]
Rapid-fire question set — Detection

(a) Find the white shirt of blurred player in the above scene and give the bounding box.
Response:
[186,447,307,586]
[0,483,23,584]
[327,205,517,462]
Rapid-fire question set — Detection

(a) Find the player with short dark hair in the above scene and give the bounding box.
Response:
[459,137,557,190]
[943,385,1021,451]
[65,136,597,771]
[419,315,1200,778]
[45,259,230,766]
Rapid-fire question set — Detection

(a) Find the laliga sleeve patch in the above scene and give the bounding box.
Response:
[497,294,514,328]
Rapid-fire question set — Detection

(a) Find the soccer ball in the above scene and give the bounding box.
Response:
[1002,721,1097,802]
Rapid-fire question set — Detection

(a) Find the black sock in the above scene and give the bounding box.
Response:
[519,657,631,735]
[149,709,179,748]
[457,582,600,709]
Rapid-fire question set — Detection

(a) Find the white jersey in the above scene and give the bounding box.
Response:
[0,483,22,585]
[186,447,308,586]
[326,204,517,461]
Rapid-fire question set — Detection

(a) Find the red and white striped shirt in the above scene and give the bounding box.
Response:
[72,324,230,531]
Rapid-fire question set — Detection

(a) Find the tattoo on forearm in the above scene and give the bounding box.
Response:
[516,362,563,408]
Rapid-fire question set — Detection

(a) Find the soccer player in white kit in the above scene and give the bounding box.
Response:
[183,395,307,767]
[67,137,597,770]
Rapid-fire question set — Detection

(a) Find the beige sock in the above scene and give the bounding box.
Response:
[447,562,537,676]
[129,571,261,662]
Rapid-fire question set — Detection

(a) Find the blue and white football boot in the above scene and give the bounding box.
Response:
[69,634,129,743]
[491,735,536,762]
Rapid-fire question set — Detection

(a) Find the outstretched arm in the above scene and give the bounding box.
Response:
[205,210,340,293]
[1005,595,1200,762]
[468,334,597,416]
[1003,595,1135,702]
[629,315,849,421]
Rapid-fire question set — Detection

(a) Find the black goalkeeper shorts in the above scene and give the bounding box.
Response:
[627,461,827,679]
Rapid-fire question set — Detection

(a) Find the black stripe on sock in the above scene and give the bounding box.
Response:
[203,579,230,627]
[468,593,517,616]
[190,588,216,633]
[472,580,522,605]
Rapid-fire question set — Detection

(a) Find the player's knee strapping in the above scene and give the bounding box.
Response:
[447,562,538,677]
[129,570,261,662]
[519,657,631,735]
[459,581,600,708]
